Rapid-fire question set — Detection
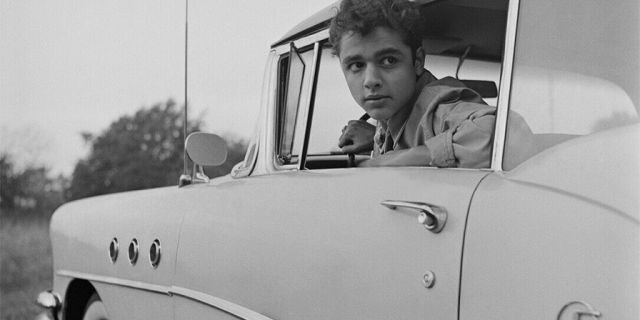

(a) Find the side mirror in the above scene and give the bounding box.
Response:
[185,132,228,166]
[181,132,228,186]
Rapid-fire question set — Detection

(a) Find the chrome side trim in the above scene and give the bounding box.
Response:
[490,0,520,172]
[56,270,170,295]
[171,286,275,320]
[56,270,275,320]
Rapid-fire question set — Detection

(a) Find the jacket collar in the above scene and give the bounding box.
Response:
[385,69,437,142]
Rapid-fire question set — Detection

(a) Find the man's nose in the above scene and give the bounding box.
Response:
[363,65,382,90]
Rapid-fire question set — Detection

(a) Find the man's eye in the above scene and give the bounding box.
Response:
[381,57,398,65]
[348,62,364,72]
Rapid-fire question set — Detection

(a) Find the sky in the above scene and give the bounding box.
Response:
[0,0,336,175]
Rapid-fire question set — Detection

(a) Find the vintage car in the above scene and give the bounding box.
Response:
[37,0,638,319]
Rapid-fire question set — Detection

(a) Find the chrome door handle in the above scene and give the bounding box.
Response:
[381,200,448,233]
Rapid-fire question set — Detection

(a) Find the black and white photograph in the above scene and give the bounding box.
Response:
[1,0,638,319]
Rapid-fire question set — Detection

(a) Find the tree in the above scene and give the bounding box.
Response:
[0,152,68,215]
[67,99,247,200]
[1,126,66,214]
[0,153,19,209]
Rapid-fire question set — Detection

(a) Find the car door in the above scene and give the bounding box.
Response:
[171,34,495,319]
[173,168,487,320]
[460,0,639,318]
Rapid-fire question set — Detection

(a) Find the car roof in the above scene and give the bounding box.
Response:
[271,1,339,48]
[272,0,508,62]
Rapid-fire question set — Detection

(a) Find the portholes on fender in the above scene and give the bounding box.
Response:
[108,238,118,263]
[149,239,161,269]
[128,239,139,265]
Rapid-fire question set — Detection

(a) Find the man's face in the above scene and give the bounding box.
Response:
[338,26,423,121]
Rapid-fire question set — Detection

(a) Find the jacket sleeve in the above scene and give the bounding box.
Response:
[424,102,496,168]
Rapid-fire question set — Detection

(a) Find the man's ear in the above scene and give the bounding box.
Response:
[414,47,426,75]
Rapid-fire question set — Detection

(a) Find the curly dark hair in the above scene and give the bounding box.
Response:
[329,0,423,56]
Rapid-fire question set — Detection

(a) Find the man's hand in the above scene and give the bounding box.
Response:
[338,120,375,153]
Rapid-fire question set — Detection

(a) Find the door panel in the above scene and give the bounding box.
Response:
[174,168,487,319]
[460,174,639,320]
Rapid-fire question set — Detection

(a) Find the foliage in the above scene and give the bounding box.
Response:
[67,99,247,200]
[0,153,18,208]
[0,153,67,215]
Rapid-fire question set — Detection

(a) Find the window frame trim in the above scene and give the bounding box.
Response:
[270,30,329,172]
[298,41,324,170]
[490,0,520,172]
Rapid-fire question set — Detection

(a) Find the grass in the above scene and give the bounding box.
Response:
[0,211,53,320]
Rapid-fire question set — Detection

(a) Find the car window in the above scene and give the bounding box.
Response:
[274,1,509,170]
[307,48,365,155]
[276,46,314,166]
[306,47,503,160]
[503,0,640,170]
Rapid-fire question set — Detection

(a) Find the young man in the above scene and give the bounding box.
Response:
[332,0,496,168]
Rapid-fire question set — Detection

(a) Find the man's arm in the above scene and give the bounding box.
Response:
[358,145,432,167]
[358,103,496,168]
[338,119,375,153]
